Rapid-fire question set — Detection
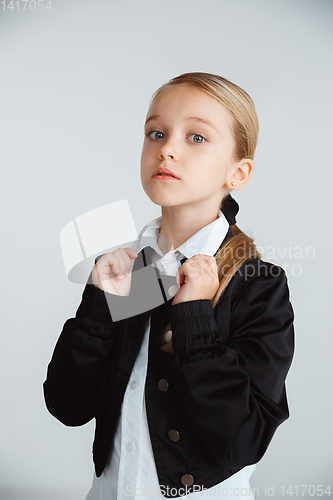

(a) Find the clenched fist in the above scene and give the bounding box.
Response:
[171,255,219,306]
[92,247,138,296]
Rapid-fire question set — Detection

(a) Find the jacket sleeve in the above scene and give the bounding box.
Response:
[43,271,132,427]
[167,261,295,468]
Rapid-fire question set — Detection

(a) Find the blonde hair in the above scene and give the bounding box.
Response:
[147,72,262,353]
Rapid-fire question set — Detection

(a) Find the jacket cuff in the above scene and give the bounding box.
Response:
[168,300,223,353]
[75,283,131,336]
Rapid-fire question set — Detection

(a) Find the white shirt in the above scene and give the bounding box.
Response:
[86,210,256,500]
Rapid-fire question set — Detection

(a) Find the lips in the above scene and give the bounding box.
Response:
[152,167,180,179]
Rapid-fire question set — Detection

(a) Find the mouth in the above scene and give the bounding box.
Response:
[152,168,180,180]
[152,174,179,181]
[152,173,179,181]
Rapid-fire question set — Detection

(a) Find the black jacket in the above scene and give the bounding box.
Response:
[43,227,294,497]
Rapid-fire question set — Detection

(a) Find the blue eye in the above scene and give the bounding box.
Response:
[146,131,165,140]
[189,134,207,144]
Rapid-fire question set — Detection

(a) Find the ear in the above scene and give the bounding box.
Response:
[226,158,254,191]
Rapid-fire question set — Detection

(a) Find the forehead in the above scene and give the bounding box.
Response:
[148,85,234,131]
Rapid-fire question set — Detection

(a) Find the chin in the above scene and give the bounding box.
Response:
[142,184,178,207]
[150,195,180,209]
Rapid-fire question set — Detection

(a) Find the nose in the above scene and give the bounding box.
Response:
[158,138,177,161]
[160,153,174,160]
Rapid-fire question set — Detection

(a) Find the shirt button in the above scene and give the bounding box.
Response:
[164,330,172,342]
[158,379,169,392]
[168,285,178,297]
[168,429,180,442]
[130,380,137,390]
[126,442,134,452]
[181,474,194,486]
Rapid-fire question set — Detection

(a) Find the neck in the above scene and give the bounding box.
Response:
[157,202,220,254]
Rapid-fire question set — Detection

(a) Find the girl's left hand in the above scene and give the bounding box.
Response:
[171,255,220,306]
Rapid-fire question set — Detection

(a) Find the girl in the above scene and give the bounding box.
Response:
[44,72,295,499]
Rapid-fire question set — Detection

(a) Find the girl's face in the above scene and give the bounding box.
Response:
[140,85,238,212]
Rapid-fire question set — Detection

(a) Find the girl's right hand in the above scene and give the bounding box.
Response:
[92,247,138,296]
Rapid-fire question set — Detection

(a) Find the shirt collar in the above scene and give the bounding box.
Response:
[131,210,230,261]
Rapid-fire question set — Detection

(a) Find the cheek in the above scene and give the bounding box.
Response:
[140,167,148,188]
[140,149,150,174]
[140,144,154,166]
[210,153,231,181]
[192,166,226,193]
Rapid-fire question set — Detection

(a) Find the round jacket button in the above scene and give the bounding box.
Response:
[181,474,194,486]
[158,379,169,392]
[168,429,180,442]
[164,330,172,342]
[168,285,178,297]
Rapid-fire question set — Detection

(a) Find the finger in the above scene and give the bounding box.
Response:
[202,255,217,267]
[177,262,186,277]
[191,254,215,263]
[190,255,217,272]
[125,247,139,259]
[100,252,127,282]
[114,249,130,277]
[101,253,121,277]
[125,249,138,273]
[179,258,198,275]
[113,249,138,279]
[120,248,138,276]
[93,258,114,285]
[175,268,184,287]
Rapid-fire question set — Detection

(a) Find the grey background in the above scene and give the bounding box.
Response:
[1,0,332,499]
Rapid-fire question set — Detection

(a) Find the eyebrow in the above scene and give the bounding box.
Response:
[145,115,219,133]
